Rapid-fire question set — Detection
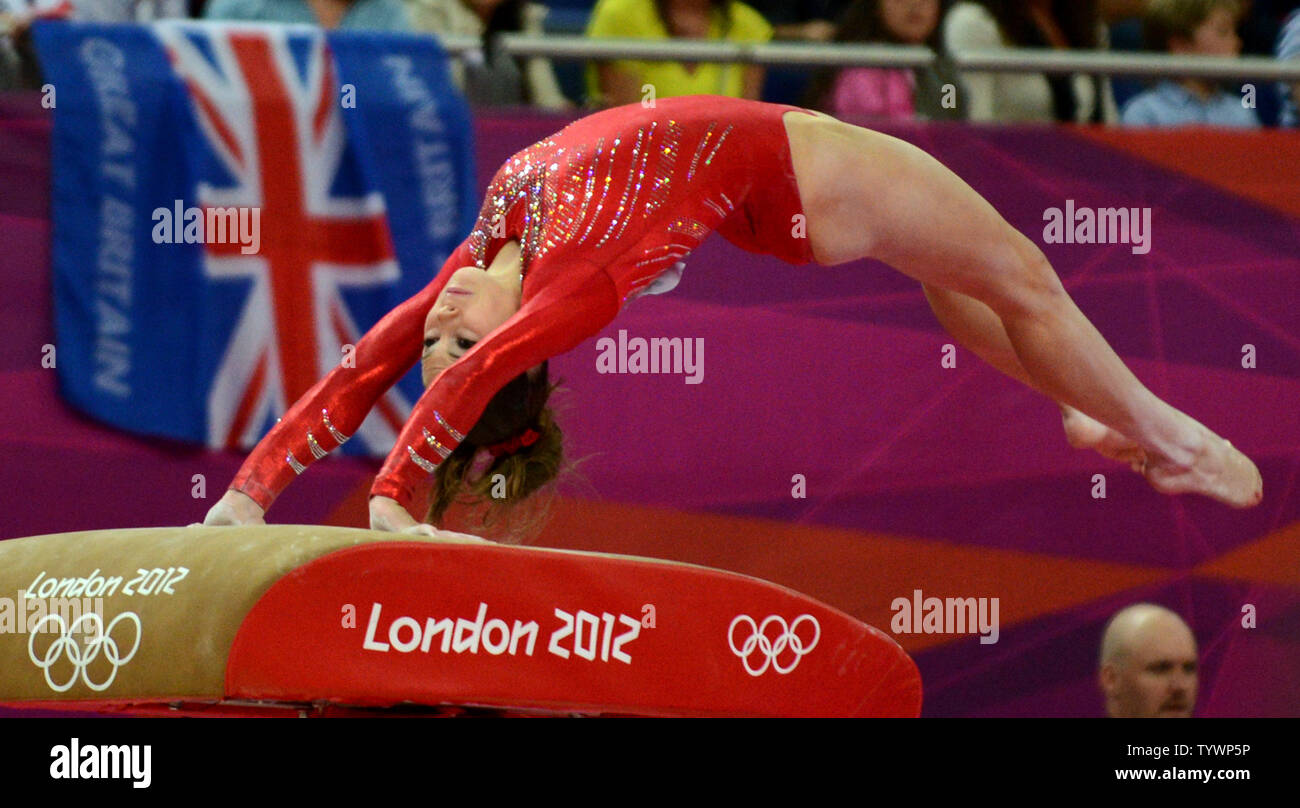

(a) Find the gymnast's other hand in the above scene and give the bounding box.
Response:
[369,495,433,535]
[368,496,494,542]
[194,489,266,527]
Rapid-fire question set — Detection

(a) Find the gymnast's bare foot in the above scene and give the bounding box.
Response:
[1060,404,1262,508]
[1061,404,1147,472]
[1140,418,1263,509]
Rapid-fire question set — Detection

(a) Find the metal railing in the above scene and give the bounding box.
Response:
[498,35,935,69]
[471,33,1300,82]
[953,49,1300,81]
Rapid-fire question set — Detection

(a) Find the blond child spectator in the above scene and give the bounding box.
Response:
[1121,0,1259,127]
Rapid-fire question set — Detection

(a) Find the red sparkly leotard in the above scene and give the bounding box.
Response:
[230,95,820,519]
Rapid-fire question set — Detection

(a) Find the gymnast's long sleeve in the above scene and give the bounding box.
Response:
[230,95,818,518]
[370,259,619,518]
[227,240,474,511]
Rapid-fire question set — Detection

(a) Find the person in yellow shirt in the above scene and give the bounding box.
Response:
[586,0,772,106]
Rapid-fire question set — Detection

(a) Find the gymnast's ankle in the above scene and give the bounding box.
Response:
[1138,409,1206,471]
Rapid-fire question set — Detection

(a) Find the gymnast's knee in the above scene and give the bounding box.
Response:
[979,230,1068,321]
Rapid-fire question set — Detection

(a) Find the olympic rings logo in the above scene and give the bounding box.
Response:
[727,614,820,676]
[27,612,142,693]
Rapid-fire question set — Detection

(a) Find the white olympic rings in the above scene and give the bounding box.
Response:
[727,614,820,676]
[27,611,142,693]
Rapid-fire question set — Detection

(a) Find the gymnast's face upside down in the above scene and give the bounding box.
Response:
[420,265,522,387]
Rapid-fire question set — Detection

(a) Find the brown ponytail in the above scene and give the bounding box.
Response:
[426,363,566,542]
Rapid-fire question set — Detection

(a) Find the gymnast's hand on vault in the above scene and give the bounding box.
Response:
[192,489,266,527]
[368,496,493,542]
[369,495,437,536]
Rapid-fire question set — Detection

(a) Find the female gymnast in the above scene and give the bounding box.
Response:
[200,94,1263,535]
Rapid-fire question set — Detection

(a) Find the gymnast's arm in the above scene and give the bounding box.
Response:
[368,260,620,527]
[199,240,475,526]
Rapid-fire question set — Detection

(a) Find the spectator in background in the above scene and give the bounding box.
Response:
[408,0,572,109]
[0,1,53,90]
[1098,603,1198,718]
[1234,0,1300,126]
[943,0,1117,123]
[748,0,850,42]
[746,0,852,105]
[805,0,965,121]
[1102,0,1152,110]
[1277,8,1300,125]
[1,0,193,20]
[1121,0,1260,127]
[1240,0,1300,57]
[1102,0,1148,20]
[1,0,193,89]
[584,0,771,107]
[205,0,411,30]
[1110,0,1298,123]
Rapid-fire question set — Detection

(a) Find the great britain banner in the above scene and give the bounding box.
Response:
[31,20,477,455]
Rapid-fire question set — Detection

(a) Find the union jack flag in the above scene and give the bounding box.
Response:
[157,23,412,453]
[35,21,473,450]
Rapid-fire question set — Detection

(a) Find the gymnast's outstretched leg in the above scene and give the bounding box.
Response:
[922,283,1148,471]
[784,112,1261,507]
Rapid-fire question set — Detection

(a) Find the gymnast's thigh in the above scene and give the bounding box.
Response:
[783,113,1026,299]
